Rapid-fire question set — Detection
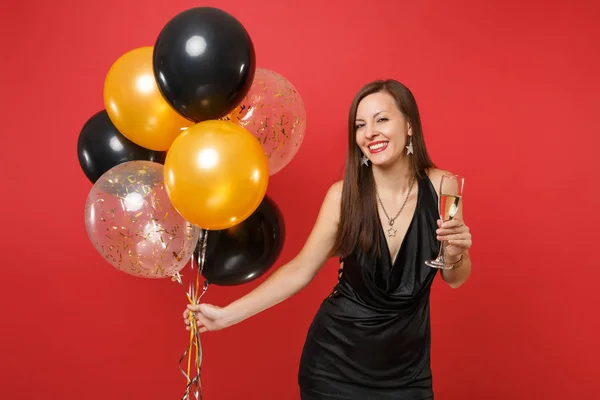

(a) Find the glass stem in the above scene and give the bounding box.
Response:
[436,240,445,263]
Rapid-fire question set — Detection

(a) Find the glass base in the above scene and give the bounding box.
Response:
[425,259,453,270]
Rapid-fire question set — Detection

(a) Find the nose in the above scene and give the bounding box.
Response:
[365,123,377,139]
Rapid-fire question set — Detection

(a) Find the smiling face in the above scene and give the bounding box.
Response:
[355,91,412,167]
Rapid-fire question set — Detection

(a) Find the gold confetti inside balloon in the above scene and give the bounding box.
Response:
[84,161,200,278]
[222,68,306,175]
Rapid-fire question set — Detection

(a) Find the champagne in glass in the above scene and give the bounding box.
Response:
[425,174,464,269]
[440,194,461,222]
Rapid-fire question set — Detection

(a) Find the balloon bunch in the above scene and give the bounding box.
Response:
[77,6,303,399]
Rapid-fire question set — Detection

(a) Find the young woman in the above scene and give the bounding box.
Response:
[184,79,473,399]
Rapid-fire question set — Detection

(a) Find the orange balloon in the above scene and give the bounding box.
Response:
[164,120,269,230]
[103,46,193,151]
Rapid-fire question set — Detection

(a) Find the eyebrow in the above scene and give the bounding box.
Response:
[356,110,387,122]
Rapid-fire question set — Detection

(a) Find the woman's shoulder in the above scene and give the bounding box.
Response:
[425,167,453,195]
[425,167,452,180]
[325,180,344,204]
[312,180,343,226]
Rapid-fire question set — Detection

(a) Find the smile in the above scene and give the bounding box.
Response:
[368,141,388,153]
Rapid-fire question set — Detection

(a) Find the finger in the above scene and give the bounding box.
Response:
[436,228,468,237]
[437,219,443,227]
[195,312,212,328]
[183,309,190,319]
[436,228,467,236]
[441,219,464,229]
[190,321,205,333]
[185,318,204,332]
[447,239,472,247]
[185,325,201,332]
[437,223,469,235]
[437,233,470,241]
[187,304,202,312]
[199,327,208,333]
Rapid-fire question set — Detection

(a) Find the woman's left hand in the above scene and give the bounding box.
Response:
[436,218,472,261]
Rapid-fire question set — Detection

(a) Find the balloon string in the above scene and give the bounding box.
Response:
[172,229,209,400]
[187,252,196,394]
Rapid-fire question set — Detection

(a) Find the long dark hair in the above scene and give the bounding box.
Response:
[329,79,435,259]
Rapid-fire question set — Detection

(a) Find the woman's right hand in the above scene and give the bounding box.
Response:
[183,303,232,333]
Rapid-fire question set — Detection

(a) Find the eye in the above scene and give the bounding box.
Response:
[355,123,365,130]
[377,117,388,123]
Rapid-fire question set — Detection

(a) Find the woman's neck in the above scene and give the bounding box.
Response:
[371,157,414,195]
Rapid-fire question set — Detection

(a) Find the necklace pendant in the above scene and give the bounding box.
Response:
[389,219,395,226]
[387,227,397,237]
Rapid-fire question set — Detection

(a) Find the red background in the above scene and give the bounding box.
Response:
[2,0,599,399]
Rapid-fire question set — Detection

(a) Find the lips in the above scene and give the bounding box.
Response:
[368,141,388,154]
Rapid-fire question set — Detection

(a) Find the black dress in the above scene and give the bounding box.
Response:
[298,174,440,400]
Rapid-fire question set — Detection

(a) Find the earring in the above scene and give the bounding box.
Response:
[405,136,413,155]
[361,154,369,166]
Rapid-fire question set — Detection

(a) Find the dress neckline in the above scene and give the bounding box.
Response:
[376,176,422,266]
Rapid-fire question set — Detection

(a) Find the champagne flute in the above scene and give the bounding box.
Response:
[425,174,464,269]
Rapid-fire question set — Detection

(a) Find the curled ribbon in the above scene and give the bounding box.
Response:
[172,229,210,400]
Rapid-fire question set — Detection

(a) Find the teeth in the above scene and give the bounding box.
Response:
[369,142,387,150]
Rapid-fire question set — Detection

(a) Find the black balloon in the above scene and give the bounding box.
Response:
[153,7,256,122]
[196,195,285,286]
[77,110,166,183]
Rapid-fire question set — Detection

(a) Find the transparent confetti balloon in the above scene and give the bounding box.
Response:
[84,161,200,278]
[222,68,306,175]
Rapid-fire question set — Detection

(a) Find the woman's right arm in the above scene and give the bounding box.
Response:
[185,181,343,332]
